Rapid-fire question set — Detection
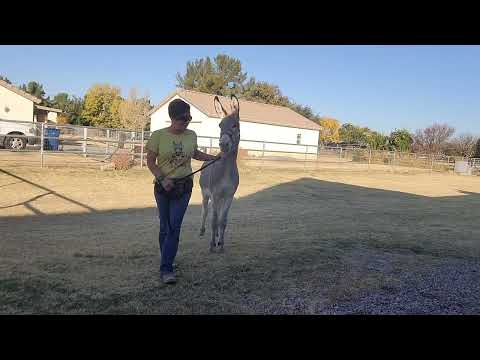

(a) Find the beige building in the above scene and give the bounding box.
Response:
[0,79,62,123]
[149,89,322,154]
[0,79,63,150]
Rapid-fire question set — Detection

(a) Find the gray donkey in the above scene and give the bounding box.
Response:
[199,94,240,252]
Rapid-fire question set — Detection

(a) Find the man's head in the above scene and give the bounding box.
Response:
[168,99,192,132]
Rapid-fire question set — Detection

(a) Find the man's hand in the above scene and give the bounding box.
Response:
[161,178,174,192]
[193,149,224,162]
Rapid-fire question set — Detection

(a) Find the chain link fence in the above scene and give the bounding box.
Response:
[1,119,478,175]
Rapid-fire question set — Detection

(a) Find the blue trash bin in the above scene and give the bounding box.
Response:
[43,128,50,150]
[44,127,60,151]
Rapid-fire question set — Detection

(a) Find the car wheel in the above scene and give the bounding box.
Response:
[5,135,27,150]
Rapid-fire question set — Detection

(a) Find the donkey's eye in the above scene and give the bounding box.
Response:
[232,124,237,128]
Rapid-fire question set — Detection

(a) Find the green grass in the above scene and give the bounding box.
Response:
[1,170,480,314]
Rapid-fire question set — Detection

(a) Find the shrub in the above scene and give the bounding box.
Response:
[111,149,134,170]
[352,152,367,162]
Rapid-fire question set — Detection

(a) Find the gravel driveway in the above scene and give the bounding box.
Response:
[321,258,480,315]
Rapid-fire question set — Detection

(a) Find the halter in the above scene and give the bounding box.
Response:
[220,127,239,152]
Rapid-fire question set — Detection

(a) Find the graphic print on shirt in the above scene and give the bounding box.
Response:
[170,141,186,167]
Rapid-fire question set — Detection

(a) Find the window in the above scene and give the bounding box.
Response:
[297,134,302,145]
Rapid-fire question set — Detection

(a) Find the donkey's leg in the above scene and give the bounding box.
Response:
[217,196,233,253]
[200,193,210,236]
[209,202,218,253]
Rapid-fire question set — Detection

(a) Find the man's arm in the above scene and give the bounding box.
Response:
[146,150,174,191]
[146,150,164,178]
[193,149,221,162]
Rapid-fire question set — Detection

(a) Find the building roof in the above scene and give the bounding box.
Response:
[0,79,42,104]
[149,88,322,131]
[35,105,62,113]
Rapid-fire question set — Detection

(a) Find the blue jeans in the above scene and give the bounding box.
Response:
[153,183,192,274]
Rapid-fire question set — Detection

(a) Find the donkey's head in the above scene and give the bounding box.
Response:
[214,94,240,154]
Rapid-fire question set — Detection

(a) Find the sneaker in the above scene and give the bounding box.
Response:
[162,272,177,284]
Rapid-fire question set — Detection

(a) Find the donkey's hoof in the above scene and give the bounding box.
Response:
[199,228,205,236]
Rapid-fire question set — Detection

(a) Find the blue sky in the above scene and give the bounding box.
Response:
[1,45,479,135]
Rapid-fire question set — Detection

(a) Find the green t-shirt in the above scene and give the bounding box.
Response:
[146,128,198,179]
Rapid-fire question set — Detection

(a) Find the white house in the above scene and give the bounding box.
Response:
[0,79,62,123]
[148,89,322,155]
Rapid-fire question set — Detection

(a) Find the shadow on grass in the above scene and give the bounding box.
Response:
[1,177,480,314]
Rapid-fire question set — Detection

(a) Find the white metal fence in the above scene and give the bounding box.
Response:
[0,120,320,168]
[470,158,480,169]
[0,119,478,174]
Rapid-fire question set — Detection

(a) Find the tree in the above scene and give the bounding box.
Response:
[56,114,70,125]
[0,75,12,84]
[366,131,390,150]
[177,53,322,126]
[412,123,455,154]
[118,88,152,131]
[318,117,341,143]
[176,54,247,96]
[474,138,480,158]
[48,92,87,125]
[66,96,86,125]
[444,134,478,157]
[389,129,413,152]
[53,92,70,111]
[242,78,318,122]
[81,84,123,128]
[339,123,370,145]
[41,97,54,107]
[241,78,290,106]
[289,103,315,120]
[20,81,46,99]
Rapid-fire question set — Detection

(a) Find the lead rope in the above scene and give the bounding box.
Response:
[154,156,221,185]
[177,156,222,181]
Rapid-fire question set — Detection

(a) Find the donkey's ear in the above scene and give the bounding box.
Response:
[214,96,228,117]
[230,94,240,114]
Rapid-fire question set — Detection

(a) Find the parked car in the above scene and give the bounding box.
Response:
[0,119,40,150]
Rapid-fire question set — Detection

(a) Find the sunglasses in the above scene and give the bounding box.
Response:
[175,113,192,123]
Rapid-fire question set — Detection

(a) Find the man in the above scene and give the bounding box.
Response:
[146,99,220,284]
